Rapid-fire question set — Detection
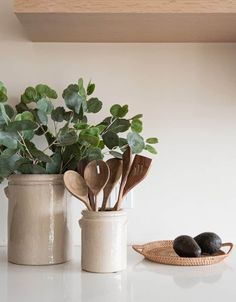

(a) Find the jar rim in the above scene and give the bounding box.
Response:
[8,174,64,185]
[81,209,127,218]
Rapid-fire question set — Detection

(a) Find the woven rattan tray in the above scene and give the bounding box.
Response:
[132,240,233,266]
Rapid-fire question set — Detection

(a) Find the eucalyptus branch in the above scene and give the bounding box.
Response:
[17,132,34,160]
[100,117,117,135]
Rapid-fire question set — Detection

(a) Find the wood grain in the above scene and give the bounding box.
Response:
[15,0,236,13]
[14,0,236,42]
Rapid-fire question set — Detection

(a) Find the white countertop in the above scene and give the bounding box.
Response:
[0,246,235,302]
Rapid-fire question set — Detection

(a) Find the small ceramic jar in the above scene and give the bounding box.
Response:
[79,210,127,273]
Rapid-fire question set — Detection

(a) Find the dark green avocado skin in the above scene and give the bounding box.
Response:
[173,235,202,257]
[194,232,222,254]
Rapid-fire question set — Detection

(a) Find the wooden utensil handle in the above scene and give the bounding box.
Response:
[113,180,125,210]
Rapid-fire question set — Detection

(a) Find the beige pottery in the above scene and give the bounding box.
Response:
[5,174,72,265]
[79,210,127,273]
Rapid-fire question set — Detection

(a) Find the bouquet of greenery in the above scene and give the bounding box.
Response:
[0,79,158,182]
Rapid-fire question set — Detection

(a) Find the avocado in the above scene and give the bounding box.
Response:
[173,235,202,257]
[194,232,222,254]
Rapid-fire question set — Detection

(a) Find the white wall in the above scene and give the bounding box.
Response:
[1,0,236,246]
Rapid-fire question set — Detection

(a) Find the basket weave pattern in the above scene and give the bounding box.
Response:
[133,240,233,266]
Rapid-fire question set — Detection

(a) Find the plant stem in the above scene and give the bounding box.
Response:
[42,139,58,153]
[100,117,117,135]
[17,132,34,160]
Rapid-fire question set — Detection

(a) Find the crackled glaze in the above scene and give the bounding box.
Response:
[6,174,72,265]
[79,210,127,273]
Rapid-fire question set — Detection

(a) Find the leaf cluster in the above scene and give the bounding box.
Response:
[0,79,158,181]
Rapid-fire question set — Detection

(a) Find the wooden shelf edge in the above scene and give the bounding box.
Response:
[15,0,236,14]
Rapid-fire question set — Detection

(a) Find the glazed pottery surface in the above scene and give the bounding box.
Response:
[79,210,127,273]
[6,174,72,265]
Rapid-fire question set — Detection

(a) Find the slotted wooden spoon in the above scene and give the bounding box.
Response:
[84,160,110,212]
[113,147,132,211]
[114,155,152,210]
[63,170,92,211]
[101,158,123,211]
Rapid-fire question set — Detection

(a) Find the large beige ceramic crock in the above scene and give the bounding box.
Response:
[79,210,127,273]
[5,174,72,265]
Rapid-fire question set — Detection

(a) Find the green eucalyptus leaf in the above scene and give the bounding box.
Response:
[37,98,54,114]
[0,148,17,159]
[119,138,128,147]
[74,122,89,130]
[131,114,143,120]
[97,124,106,133]
[127,132,145,154]
[18,163,46,174]
[36,84,57,99]
[0,82,7,94]
[145,144,157,154]
[146,137,159,144]
[85,147,103,161]
[98,140,105,149]
[6,120,38,132]
[37,110,48,125]
[87,82,95,95]
[63,84,83,114]
[0,103,11,125]
[23,130,34,140]
[99,116,112,127]
[25,140,52,163]
[102,131,119,149]
[24,87,37,102]
[78,78,86,97]
[64,111,74,122]
[45,87,57,99]
[80,134,99,147]
[87,98,102,113]
[109,150,123,159]
[15,111,34,122]
[0,154,20,177]
[109,119,130,133]
[131,118,143,133]
[110,104,128,118]
[5,105,14,119]
[51,107,66,122]
[21,93,31,104]
[0,91,7,103]
[118,105,129,118]
[15,102,29,113]
[0,131,18,149]
[58,128,78,145]
[46,152,62,174]
[15,158,31,169]
[79,127,100,147]
[110,104,121,117]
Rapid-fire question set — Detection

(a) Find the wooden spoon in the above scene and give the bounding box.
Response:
[63,170,92,211]
[113,147,132,211]
[77,159,95,210]
[84,160,110,212]
[101,158,123,211]
[115,155,152,210]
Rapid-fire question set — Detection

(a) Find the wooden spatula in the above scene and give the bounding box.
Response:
[84,160,110,212]
[101,158,123,211]
[112,147,132,211]
[63,170,93,211]
[114,155,152,210]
